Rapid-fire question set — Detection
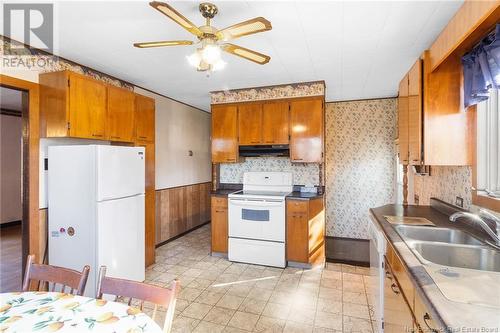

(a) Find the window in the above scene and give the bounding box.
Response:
[476,89,500,197]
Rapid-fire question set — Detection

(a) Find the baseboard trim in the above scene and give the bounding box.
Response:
[326,258,370,267]
[155,221,210,248]
[325,236,369,266]
[0,220,21,228]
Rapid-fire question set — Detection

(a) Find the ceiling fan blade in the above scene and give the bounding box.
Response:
[216,17,272,41]
[149,1,203,37]
[133,40,193,48]
[221,43,270,65]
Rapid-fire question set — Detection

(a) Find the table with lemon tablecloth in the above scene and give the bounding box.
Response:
[0,292,163,332]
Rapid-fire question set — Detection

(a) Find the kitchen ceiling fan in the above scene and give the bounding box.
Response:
[134,1,272,72]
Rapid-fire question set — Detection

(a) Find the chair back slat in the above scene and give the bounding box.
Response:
[97,266,180,333]
[22,255,90,296]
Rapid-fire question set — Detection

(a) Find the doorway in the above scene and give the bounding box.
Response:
[0,86,26,291]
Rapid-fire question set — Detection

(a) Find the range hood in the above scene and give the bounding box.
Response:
[239,145,289,157]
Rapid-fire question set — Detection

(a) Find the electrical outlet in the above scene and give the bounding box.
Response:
[414,194,419,205]
[455,196,464,208]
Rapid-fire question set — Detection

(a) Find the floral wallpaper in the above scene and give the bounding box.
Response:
[211,81,325,104]
[1,37,132,89]
[220,157,319,185]
[325,99,397,239]
[411,166,472,209]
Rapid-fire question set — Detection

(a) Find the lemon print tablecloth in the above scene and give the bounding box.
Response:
[0,292,162,332]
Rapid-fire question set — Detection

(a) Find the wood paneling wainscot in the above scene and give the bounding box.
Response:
[155,183,211,245]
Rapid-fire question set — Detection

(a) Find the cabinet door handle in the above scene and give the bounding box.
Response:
[111,136,121,140]
[250,141,260,144]
[390,283,400,294]
[215,210,226,213]
[92,134,103,138]
[265,141,274,143]
[293,158,303,162]
[423,313,438,333]
[226,158,236,162]
[412,159,420,162]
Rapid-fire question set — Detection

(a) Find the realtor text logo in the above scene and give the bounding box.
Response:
[3,3,53,52]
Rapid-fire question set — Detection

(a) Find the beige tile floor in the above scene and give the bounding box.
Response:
[144,224,374,333]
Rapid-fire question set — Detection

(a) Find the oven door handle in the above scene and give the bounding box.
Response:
[229,199,283,207]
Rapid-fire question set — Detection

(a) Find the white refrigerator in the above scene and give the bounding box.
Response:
[48,145,145,297]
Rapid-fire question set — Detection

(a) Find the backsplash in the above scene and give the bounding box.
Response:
[325,99,397,239]
[411,166,472,209]
[219,157,319,185]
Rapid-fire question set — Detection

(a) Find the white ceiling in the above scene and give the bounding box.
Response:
[0,87,23,111]
[6,1,464,110]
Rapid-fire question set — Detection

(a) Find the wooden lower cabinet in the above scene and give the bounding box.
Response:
[286,198,325,266]
[383,260,415,333]
[385,240,444,333]
[211,196,228,254]
[155,183,211,244]
[414,291,440,333]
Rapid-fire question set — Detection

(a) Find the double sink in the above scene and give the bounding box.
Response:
[395,225,500,272]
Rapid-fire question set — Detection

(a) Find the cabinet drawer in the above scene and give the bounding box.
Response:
[287,200,308,214]
[212,196,228,209]
[387,243,415,307]
[414,292,441,332]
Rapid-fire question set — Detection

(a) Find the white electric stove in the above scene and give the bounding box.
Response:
[228,172,293,268]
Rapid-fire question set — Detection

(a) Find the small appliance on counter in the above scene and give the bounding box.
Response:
[228,171,293,268]
[48,145,145,297]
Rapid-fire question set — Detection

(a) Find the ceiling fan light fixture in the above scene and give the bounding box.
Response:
[202,44,222,65]
[187,49,202,68]
[212,59,226,71]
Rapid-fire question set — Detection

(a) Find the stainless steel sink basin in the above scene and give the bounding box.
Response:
[412,242,500,272]
[395,225,484,246]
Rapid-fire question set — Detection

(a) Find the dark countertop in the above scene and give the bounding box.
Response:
[286,191,324,200]
[370,201,500,331]
[211,189,237,197]
[211,189,324,200]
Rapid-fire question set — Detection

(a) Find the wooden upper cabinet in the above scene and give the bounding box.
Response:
[289,98,324,163]
[107,86,135,142]
[211,104,238,163]
[68,73,107,139]
[135,94,155,143]
[40,70,107,139]
[408,60,422,165]
[398,74,410,164]
[238,103,263,145]
[262,101,289,144]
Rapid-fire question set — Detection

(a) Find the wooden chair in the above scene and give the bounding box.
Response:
[22,254,90,296]
[96,266,180,333]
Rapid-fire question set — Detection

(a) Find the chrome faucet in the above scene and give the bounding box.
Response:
[449,210,500,246]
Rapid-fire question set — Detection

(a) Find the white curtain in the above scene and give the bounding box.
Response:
[477,89,500,196]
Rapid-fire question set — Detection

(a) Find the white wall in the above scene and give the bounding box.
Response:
[134,88,211,190]
[1,114,22,223]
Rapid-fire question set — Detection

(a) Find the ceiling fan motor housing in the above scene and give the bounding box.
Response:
[199,3,218,19]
